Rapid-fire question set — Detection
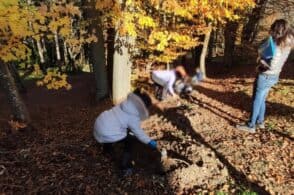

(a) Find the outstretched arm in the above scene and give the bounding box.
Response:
[128,119,151,144]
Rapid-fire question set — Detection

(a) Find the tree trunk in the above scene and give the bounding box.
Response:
[79,47,85,68]
[8,63,26,93]
[67,45,78,71]
[199,24,212,79]
[242,0,268,43]
[106,27,115,92]
[63,41,69,65]
[112,35,133,104]
[54,31,62,70]
[55,35,60,57]
[224,22,238,67]
[0,61,30,123]
[41,38,47,52]
[36,39,45,64]
[36,38,47,73]
[83,0,108,101]
[208,29,217,60]
[111,0,133,104]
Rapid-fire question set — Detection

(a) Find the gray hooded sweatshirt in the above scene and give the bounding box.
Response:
[93,93,151,144]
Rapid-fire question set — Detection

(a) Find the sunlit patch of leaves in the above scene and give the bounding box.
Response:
[36,69,71,90]
[8,120,27,130]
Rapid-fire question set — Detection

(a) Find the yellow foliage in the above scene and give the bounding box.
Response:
[98,0,255,65]
[137,15,157,29]
[37,69,71,90]
[32,64,43,77]
[0,0,34,62]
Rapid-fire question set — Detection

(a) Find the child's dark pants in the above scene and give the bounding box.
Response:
[102,134,134,170]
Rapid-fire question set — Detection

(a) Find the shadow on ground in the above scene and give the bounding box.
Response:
[151,104,270,195]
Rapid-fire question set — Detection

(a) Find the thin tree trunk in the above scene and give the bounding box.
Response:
[63,41,69,65]
[199,24,212,79]
[106,27,115,91]
[54,30,62,72]
[208,29,217,60]
[36,39,45,64]
[54,31,62,69]
[224,22,238,67]
[79,47,85,68]
[41,38,47,52]
[26,0,38,67]
[67,46,76,71]
[36,39,47,73]
[0,61,30,123]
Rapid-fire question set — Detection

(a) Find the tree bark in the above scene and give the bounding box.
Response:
[112,35,133,104]
[242,0,268,43]
[36,39,45,64]
[63,41,69,65]
[0,61,30,123]
[106,27,115,92]
[208,29,217,60]
[54,31,61,61]
[111,0,134,104]
[8,63,26,93]
[83,0,108,101]
[36,38,47,73]
[54,30,62,70]
[224,22,238,67]
[199,24,212,79]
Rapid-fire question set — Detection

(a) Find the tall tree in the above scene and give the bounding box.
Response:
[223,21,239,67]
[0,0,34,123]
[0,61,30,123]
[199,24,212,78]
[242,0,268,43]
[112,35,133,104]
[84,0,109,101]
[111,0,133,104]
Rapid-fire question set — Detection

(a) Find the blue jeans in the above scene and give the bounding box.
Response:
[247,73,279,128]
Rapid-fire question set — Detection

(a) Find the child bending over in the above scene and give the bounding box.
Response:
[93,89,157,175]
[151,65,187,100]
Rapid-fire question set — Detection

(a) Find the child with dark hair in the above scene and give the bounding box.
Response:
[93,89,156,175]
[237,19,294,133]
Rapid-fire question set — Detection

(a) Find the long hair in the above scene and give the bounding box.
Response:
[133,88,152,108]
[270,19,294,47]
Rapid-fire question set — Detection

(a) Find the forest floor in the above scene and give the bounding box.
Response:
[0,61,293,194]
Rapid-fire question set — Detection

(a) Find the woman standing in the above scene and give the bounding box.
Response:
[237,19,294,133]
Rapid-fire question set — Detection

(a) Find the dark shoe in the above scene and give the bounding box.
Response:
[155,88,163,101]
[121,167,134,177]
[236,124,256,133]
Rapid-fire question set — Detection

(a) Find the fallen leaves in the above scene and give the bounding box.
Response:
[8,120,27,131]
[0,71,293,194]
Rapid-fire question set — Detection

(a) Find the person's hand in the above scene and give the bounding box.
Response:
[148,140,157,149]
